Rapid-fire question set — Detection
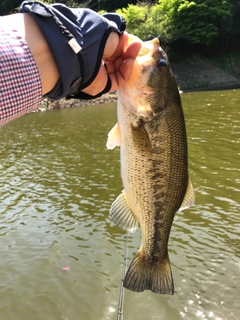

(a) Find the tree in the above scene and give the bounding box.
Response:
[80,0,137,11]
[228,0,240,49]
[0,0,137,15]
[157,0,232,48]
[0,0,22,14]
[117,4,148,38]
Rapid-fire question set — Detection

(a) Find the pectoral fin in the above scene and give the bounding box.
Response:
[110,191,138,233]
[179,178,195,211]
[106,122,121,149]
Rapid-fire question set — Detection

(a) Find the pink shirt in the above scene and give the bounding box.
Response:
[0,26,42,125]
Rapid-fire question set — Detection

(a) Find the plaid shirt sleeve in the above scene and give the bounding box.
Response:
[0,26,42,126]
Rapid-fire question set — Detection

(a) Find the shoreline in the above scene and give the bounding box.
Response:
[40,83,240,111]
[39,57,240,111]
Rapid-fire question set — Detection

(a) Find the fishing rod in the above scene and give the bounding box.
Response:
[117,232,129,320]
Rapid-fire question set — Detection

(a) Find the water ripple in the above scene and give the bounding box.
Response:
[0,95,239,319]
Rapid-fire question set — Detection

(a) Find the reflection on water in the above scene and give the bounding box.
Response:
[0,89,239,320]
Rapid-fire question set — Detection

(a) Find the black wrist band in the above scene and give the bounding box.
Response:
[66,76,112,100]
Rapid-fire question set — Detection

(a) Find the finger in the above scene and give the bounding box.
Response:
[81,36,142,95]
[106,40,142,91]
[104,38,142,75]
[103,32,119,59]
[122,39,142,61]
[109,58,135,91]
[104,32,129,62]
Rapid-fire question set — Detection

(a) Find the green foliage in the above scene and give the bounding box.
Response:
[1,0,240,53]
[117,4,148,38]
[117,0,237,51]
[81,0,137,11]
[117,3,166,40]
[231,1,240,41]
[0,0,22,14]
[154,0,232,47]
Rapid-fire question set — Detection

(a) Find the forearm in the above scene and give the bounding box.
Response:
[0,2,141,126]
[0,12,117,125]
[0,13,60,95]
[0,12,120,98]
[0,15,43,125]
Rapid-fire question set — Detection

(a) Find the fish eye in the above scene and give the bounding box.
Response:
[158,59,168,67]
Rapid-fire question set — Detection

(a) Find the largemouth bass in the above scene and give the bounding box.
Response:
[107,37,195,295]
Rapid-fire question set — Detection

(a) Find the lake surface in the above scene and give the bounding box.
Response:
[0,89,239,320]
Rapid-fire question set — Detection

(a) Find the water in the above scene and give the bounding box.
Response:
[0,89,239,320]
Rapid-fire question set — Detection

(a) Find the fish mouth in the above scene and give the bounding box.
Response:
[138,37,160,55]
[127,35,168,67]
[135,42,169,84]
[118,36,170,120]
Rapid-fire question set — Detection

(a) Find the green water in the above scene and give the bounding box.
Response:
[0,89,239,320]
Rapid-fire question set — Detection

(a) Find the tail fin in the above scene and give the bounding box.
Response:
[123,251,174,295]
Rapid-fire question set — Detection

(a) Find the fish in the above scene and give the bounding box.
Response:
[106,37,195,295]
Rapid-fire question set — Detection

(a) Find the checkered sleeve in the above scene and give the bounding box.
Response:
[0,26,42,126]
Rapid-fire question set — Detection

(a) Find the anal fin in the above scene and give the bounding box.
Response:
[110,191,138,233]
[179,178,195,211]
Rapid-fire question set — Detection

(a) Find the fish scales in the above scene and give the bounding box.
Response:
[107,37,195,294]
[122,104,187,256]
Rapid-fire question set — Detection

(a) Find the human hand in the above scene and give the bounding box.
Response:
[20,2,141,100]
[81,32,142,96]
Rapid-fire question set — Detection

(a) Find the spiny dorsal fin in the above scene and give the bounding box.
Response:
[110,191,138,233]
[106,122,121,150]
[179,178,195,211]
